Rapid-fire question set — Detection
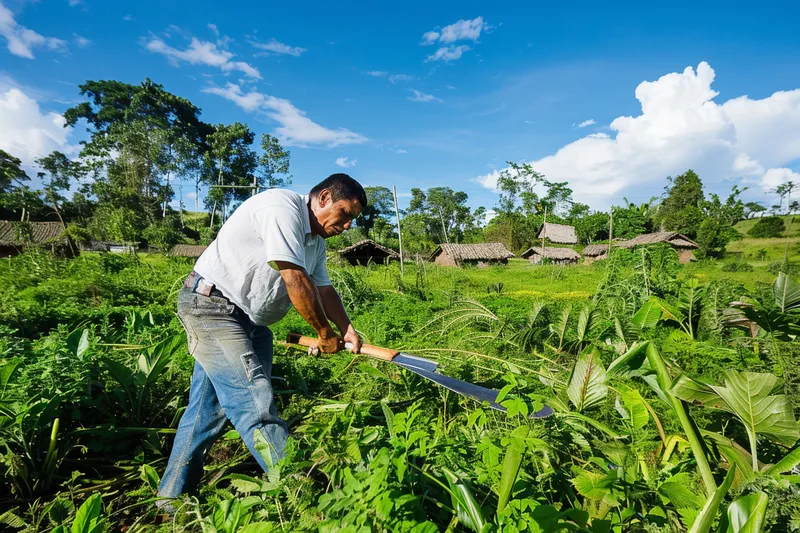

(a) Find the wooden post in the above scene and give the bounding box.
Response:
[439,207,450,244]
[393,185,404,276]
[608,208,614,257]
[541,207,547,251]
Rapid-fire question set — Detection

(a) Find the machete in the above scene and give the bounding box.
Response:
[286,333,553,418]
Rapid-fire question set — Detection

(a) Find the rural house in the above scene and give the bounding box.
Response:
[581,244,608,263]
[338,239,399,266]
[0,220,76,258]
[537,222,578,244]
[618,232,699,263]
[429,242,514,267]
[521,246,581,265]
[170,244,208,258]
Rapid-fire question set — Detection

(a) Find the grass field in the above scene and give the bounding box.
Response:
[733,213,800,237]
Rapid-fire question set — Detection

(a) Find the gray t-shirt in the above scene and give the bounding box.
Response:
[194,189,331,325]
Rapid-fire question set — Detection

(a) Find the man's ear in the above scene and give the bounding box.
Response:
[318,189,331,207]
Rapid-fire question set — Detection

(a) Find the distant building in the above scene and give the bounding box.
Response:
[430,242,514,267]
[581,244,609,263]
[170,244,208,258]
[337,239,399,266]
[537,222,578,244]
[618,232,699,263]
[0,220,77,258]
[520,246,581,265]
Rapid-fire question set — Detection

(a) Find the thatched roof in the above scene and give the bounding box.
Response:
[619,232,699,249]
[537,222,578,244]
[170,244,208,257]
[582,244,608,256]
[0,220,67,246]
[521,246,581,260]
[338,239,399,258]
[430,242,514,261]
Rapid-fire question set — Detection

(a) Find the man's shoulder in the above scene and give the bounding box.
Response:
[250,188,304,208]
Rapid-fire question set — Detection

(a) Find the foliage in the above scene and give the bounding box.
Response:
[749,217,786,238]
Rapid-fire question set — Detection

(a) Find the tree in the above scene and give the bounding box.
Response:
[258,134,291,190]
[743,202,766,219]
[0,149,28,194]
[204,122,257,226]
[656,169,705,237]
[574,212,609,243]
[771,181,798,215]
[748,216,785,238]
[357,186,394,238]
[36,151,84,228]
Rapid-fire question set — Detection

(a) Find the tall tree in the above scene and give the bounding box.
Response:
[656,169,705,237]
[357,186,394,238]
[36,151,83,227]
[258,134,292,190]
[772,181,798,215]
[204,122,257,226]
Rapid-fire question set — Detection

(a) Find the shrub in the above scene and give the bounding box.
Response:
[748,216,785,238]
[721,260,754,272]
[767,261,800,276]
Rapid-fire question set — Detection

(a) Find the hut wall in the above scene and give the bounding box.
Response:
[677,249,694,264]
[435,253,458,267]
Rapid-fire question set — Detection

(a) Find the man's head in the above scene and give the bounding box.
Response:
[308,173,367,238]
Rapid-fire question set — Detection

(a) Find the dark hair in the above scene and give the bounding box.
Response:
[309,173,368,209]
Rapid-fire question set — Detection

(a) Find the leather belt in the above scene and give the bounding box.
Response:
[183,270,225,298]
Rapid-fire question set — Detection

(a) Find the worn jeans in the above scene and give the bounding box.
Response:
[157,286,288,501]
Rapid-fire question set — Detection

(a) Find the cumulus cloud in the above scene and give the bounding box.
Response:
[145,36,261,78]
[422,16,486,62]
[0,1,68,59]
[576,119,595,128]
[250,37,306,57]
[0,87,75,169]
[408,89,442,103]
[335,156,356,168]
[422,16,485,45]
[477,62,800,208]
[203,83,367,147]
[426,45,470,63]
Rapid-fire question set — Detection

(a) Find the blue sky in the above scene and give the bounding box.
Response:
[2,0,800,213]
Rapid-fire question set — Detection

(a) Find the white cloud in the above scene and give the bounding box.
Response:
[366,70,387,77]
[762,168,800,191]
[477,62,800,208]
[426,45,470,62]
[577,119,596,128]
[422,17,485,45]
[250,37,306,57]
[68,0,82,7]
[335,156,356,168]
[389,74,413,84]
[123,14,134,21]
[0,1,68,59]
[203,83,367,147]
[0,87,75,170]
[145,36,261,78]
[207,23,219,36]
[408,89,442,103]
[73,33,90,48]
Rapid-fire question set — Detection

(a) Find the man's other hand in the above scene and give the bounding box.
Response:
[343,324,361,354]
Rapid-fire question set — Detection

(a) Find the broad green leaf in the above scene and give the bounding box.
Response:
[774,272,800,312]
[702,431,757,481]
[571,470,615,501]
[253,429,275,469]
[227,474,262,494]
[688,466,735,533]
[356,363,390,381]
[442,468,487,532]
[764,444,800,476]
[669,374,719,406]
[144,334,185,386]
[139,464,160,491]
[239,523,275,533]
[567,346,607,411]
[103,358,134,389]
[632,297,682,330]
[616,385,649,431]
[607,342,650,377]
[658,481,701,509]
[725,492,768,533]
[0,360,21,391]
[72,493,102,533]
[497,426,528,513]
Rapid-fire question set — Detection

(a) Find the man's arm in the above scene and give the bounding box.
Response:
[318,285,361,353]
[275,261,341,353]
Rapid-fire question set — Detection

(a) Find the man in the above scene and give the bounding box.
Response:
[157,173,366,505]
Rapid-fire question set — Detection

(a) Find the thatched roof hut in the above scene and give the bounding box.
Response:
[537,222,578,244]
[0,220,76,258]
[582,244,608,263]
[338,239,399,266]
[618,232,698,263]
[170,244,208,258]
[430,242,514,267]
[520,246,581,265]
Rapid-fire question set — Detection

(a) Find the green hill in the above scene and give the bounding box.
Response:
[734,214,800,237]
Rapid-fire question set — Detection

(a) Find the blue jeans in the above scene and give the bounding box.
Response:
[157,286,288,501]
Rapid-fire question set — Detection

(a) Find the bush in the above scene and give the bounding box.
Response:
[748,216,785,238]
[767,261,800,276]
[721,260,754,272]
[142,217,183,251]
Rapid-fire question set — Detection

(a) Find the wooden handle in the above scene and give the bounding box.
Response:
[286,333,399,361]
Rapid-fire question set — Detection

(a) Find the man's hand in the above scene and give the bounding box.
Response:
[317,327,343,354]
[342,324,361,354]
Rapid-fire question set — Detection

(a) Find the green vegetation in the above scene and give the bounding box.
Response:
[1,245,799,532]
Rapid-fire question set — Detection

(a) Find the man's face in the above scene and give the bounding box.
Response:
[314,190,363,238]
